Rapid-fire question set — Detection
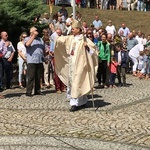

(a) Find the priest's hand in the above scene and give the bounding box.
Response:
[84,42,90,51]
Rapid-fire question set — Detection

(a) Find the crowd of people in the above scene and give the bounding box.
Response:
[0,6,150,111]
[51,0,150,11]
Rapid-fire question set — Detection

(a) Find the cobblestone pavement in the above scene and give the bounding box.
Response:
[0,75,149,150]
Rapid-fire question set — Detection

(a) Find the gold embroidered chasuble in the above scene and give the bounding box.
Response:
[54,34,98,98]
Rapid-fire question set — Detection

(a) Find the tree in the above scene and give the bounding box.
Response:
[0,0,48,62]
[0,0,48,33]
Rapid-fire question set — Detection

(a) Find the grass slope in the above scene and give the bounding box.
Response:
[52,6,150,35]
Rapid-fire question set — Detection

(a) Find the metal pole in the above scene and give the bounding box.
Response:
[49,0,51,16]
[72,0,76,19]
[83,37,95,111]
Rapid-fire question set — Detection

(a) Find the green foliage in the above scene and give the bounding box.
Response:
[0,0,49,63]
[0,0,48,33]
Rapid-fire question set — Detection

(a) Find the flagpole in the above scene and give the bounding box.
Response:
[72,0,76,19]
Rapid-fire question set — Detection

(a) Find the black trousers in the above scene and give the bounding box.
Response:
[3,58,13,89]
[0,59,4,87]
[26,63,43,95]
[97,60,110,86]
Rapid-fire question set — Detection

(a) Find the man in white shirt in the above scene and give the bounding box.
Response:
[1,31,15,89]
[135,30,144,45]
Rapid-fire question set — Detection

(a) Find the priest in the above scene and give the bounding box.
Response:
[54,21,98,112]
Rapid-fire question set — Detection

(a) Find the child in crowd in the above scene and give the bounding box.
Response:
[109,57,118,88]
[114,43,128,87]
[137,51,145,79]
[76,0,81,8]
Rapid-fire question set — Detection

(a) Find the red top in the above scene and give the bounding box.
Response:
[76,0,81,3]
[110,61,118,73]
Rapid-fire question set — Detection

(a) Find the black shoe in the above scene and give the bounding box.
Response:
[118,83,123,87]
[26,93,33,97]
[69,105,79,112]
[79,104,86,108]
[123,83,129,87]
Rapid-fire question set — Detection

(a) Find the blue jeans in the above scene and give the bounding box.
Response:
[110,73,116,85]
[18,58,24,83]
[137,0,144,11]
[81,0,86,7]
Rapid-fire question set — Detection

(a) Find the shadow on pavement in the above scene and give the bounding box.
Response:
[5,92,25,98]
[4,89,56,98]
[86,94,111,109]
[86,99,111,109]
[41,90,56,94]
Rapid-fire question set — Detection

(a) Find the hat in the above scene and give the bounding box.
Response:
[71,20,81,28]
[108,20,112,23]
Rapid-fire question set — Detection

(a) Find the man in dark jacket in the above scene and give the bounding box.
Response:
[114,43,128,87]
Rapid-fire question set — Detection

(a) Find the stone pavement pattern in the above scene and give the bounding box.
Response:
[0,75,149,150]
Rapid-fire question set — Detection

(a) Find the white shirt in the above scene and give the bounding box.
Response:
[17,41,26,60]
[143,38,147,45]
[129,44,144,58]
[135,36,144,45]
[17,42,26,55]
[105,25,116,37]
[66,17,72,25]
[118,51,122,65]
